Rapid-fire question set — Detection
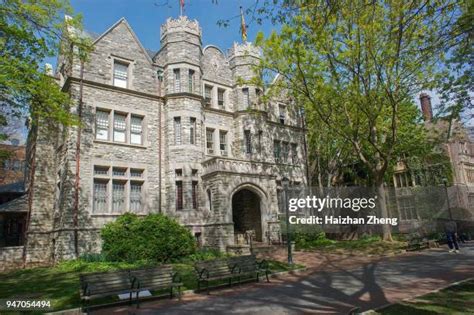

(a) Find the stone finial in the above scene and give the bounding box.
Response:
[227,42,262,59]
[160,16,202,39]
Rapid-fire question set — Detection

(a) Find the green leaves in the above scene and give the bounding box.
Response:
[0,0,90,140]
[256,0,459,186]
[101,213,196,263]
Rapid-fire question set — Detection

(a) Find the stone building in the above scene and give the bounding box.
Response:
[391,93,474,230]
[0,15,307,269]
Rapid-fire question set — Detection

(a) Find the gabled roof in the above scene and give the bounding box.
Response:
[91,18,154,64]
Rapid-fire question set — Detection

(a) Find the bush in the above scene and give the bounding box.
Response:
[294,230,332,249]
[101,213,196,263]
[178,247,228,263]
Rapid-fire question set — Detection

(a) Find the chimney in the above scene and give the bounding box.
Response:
[419,93,433,122]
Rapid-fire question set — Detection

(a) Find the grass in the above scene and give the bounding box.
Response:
[296,235,407,255]
[376,279,474,315]
[0,257,302,312]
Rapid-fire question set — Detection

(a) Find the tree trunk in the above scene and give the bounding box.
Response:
[376,177,393,241]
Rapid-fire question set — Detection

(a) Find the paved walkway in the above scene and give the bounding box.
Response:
[94,243,474,315]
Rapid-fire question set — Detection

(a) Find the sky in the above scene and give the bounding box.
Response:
[68,0,276,57]
[4,0,471,145]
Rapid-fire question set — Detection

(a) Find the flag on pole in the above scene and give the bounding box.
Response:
[240,6,247,42]
[180,0,185,16]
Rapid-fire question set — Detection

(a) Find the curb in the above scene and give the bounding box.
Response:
[360,277,474,315]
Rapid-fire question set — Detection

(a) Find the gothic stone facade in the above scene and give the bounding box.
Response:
[20,16,307,266]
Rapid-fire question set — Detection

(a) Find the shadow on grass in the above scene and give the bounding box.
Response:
[379,280,474,315]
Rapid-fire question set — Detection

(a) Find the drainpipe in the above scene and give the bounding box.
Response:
[72,61,84,258]
[157,69,163,213]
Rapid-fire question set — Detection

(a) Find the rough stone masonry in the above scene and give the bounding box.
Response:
[5,15,308,268]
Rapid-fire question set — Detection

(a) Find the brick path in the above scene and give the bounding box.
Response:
[93,243,474,315]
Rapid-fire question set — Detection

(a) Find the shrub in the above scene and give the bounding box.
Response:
[294,230,331,249]
[101,213,196,263]
[179,247,227,263]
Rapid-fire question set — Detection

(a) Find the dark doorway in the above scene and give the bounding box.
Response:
[232,189,262,242]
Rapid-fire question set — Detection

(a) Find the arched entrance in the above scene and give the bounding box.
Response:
[232,189,262,242]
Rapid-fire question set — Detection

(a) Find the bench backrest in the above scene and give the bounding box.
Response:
[129,265,175,290]
[195,259,232,278]
[80,270,132,298]
[228,255,258,273]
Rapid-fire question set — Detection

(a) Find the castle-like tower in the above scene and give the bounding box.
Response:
[2,16,307,268]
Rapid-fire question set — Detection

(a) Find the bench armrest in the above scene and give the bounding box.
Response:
[81,282,90,298]
[172,272,182,283]
[131,276,142,290]
[257,259,269,271]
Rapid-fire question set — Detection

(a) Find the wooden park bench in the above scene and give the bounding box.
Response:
[195,258,234,294]
[228,254,270,284]
[79,270,134,313]
[130,265,182,308]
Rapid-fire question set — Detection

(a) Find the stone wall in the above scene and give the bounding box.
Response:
[10,15,307,269]
[0,246,23,272]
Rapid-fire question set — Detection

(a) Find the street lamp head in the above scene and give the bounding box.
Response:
[282,176,290,189]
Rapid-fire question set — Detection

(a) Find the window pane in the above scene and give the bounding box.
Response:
[130,169,144,178]
[282,142,289,162]
[112,181,125,213]
[218,89,224,107]
[174,117,181,144]
[279,104,286,124]
[176,181,183,210]
[174,69,180,92]
[113,62,128,88]
[93,180,108,213]
[114,113,126,142]
[190,117,196,145]
[291,143,298,164]
[219,130,227,155]
[204,85,212,105]
[94,166,109,175]
[188,69,194,93]
[274,140,281,161]
[130,115,143,145]
[244,130,251,154]
[113,167,126,177]
[130,182,142,212]
[243,88,249,107]
[206,129,214,154]
[95,110,109,140]
[192,181,198,209]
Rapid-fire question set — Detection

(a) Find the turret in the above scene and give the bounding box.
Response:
[160,16,202,95]
[228,42,262,111]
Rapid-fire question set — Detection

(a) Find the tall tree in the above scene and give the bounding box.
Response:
[0,0,88,150]
[255,0,460,240]
[436,0,473,136]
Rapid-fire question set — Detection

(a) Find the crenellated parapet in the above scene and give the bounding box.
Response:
[160,16,202,40]
[227,42,262,60]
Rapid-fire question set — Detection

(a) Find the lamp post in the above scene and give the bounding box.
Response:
[443,178,453,220]
[282,177,293,265]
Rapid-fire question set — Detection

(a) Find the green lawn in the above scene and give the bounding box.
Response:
[296,235,407,256]
[377,279,474,315]
[0,258,302,312]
